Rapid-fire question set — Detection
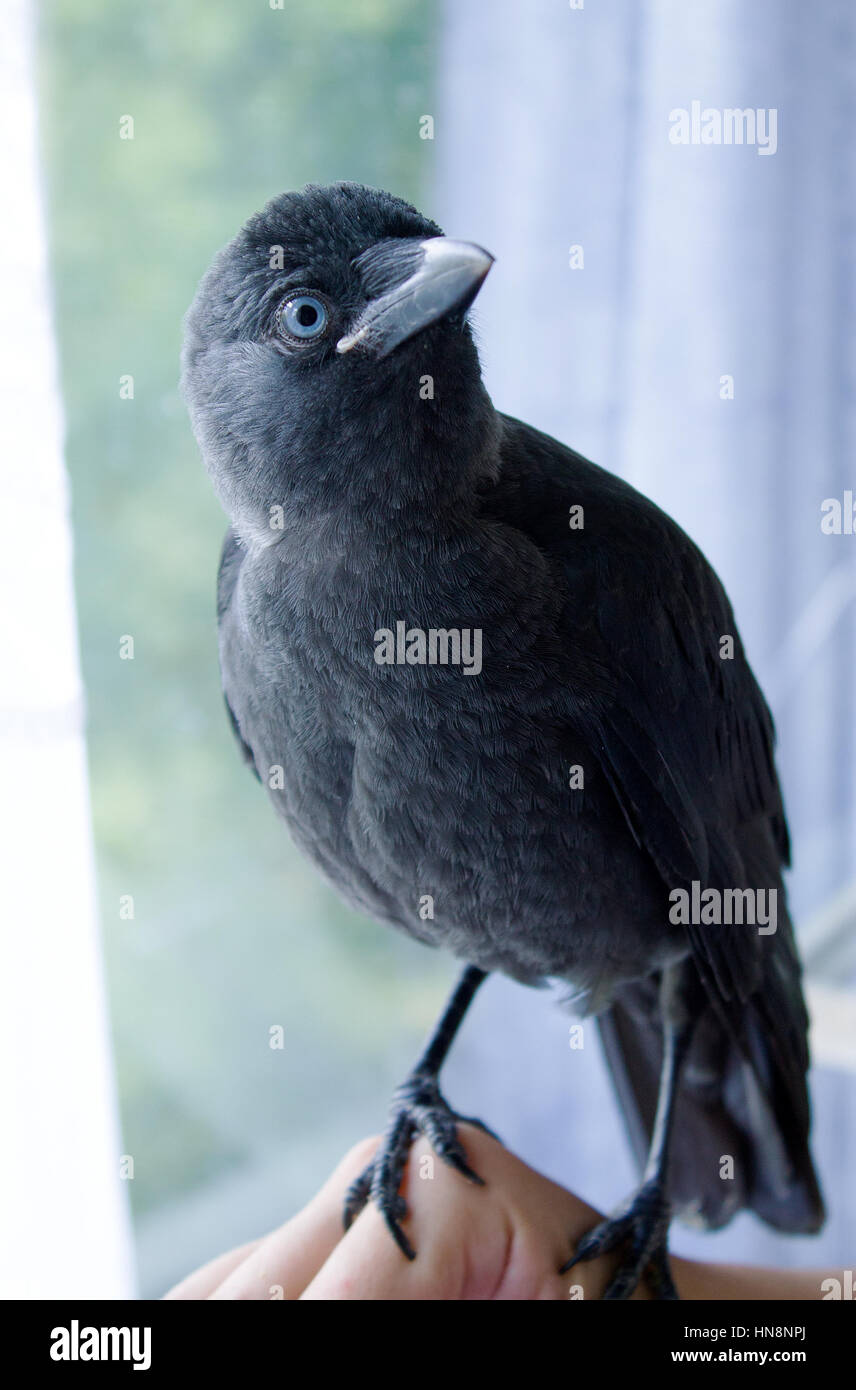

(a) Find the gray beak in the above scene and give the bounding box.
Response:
[336,237,494,359]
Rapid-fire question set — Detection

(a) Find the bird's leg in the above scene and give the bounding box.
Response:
[563,962,699,1299]
[342,964,493,1259]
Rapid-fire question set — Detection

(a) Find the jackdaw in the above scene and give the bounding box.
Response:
[182,182,824,1299]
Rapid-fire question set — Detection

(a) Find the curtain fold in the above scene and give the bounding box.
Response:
[438,0,855,1268]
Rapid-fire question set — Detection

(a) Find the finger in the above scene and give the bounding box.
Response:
[481,1132,652,1300]
[163,1238,262,1300]
[208,1135,380,1300]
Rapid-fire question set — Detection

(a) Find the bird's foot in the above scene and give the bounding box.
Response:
[342,1070,494,1260]
[561,1177,677,1300]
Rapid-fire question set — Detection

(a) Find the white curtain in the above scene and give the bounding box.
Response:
[438,0,855,1269]
[0,0,133,1297]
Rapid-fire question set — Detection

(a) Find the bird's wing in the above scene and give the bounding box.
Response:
[217,526,261,781]
[487,417,821,1231]
[487,414,791,1012]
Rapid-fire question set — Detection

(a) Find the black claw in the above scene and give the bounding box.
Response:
[340,1074,490,1257]
[433,1141,485,1186]
[560,1216,628,1273]
[561,1247,582,1275]
[647,1245,680,1300]
[603,1259,641,1301]
[452,1156,486,1186]
[561,1180,675,1300]
[342,1163,374,1230]
[380,1207,417,1261]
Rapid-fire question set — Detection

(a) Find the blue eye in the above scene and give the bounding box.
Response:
[278,293,329,340]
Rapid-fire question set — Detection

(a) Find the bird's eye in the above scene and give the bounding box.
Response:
[277,293,329,340]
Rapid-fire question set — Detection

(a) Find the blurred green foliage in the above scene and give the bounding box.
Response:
[38,0,453,1287]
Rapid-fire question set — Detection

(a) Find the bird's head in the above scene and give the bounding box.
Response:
[182,182,498,540]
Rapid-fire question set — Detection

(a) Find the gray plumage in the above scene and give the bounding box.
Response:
[182,182,823,1293]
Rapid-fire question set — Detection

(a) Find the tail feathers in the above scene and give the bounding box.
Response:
[734,997,825,1232]
[597,981,824,1234]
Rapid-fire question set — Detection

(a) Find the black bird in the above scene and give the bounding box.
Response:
[182,182,824,1298]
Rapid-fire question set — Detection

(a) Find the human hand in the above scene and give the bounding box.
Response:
[165,1124,646,1300]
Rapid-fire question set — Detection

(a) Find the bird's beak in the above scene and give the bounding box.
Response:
[336,237,494,359]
